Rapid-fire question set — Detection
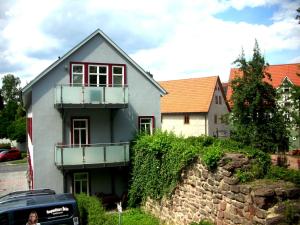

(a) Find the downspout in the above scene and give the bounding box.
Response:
[61,108,68,193]
[205,114,207,136]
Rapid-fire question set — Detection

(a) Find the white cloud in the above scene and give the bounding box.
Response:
[0,0,299,87]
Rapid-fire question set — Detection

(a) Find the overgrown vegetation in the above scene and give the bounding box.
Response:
[128,131,272,207]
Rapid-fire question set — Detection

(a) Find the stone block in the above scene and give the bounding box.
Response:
[234,193,246,203]
[286,187,300,199]
[219,201,227,211]
[266,215,285,225]
[254,188,275,197]
[240,185,252,194]
[223,177,239,185]
[255,208,267,219]
[231,185,240,193]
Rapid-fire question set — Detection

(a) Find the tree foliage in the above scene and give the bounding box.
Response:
[0,74,26,142]
[296,7,300,24]
[1,74,21,103]
[229,41,289,152]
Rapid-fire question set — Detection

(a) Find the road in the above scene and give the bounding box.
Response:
[0,161,28,197]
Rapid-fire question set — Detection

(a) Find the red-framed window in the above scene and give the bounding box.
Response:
[71,117,90,146]
[70,62,126,87]
[184,114,189,124]
[138,116,155,135]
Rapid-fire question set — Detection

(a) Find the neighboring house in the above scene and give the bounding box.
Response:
[159,76,230,138]
[22,29,166,197]
[227,63,300,150]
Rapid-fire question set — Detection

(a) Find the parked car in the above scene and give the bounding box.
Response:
[0,149,21,162]
[0,189,80,225]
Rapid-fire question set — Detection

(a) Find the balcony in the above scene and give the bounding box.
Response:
[54,85,128,108]
[54,142,130,169]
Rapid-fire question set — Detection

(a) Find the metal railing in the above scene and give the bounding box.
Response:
[55,142,130,167]
[55,84,128,106]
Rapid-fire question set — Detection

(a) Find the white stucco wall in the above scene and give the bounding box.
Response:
[207,82,230,137]
[162,113,207,137]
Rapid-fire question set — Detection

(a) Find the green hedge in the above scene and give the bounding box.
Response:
[0,143,11,149]
[76,194,107,225]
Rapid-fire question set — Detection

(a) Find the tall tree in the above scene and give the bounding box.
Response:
[1,74,21,103]
[230,41,289,152]
[0,74,26,142]
[296,7,300,24]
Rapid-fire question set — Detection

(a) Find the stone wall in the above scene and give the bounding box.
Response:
[143,153,300,225]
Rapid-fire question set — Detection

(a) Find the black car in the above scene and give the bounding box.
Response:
[0,189,80,225]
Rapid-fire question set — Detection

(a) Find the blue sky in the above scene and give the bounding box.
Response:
[0,0,299,86]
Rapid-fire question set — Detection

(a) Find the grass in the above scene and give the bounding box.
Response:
[107,208,160,225]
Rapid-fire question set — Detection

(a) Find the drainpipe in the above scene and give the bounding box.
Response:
[205,114,207,136]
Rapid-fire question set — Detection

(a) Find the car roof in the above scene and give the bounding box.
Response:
[0,189,76,213]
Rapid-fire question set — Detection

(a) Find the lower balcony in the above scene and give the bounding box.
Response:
[55,142,130,169]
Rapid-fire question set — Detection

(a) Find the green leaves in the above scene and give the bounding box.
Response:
[230,41,289,152]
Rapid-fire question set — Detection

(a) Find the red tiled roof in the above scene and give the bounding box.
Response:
[227,63,300,103]
[160,76,228,113]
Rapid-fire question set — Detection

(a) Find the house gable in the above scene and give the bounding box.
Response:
[22,29,166,97]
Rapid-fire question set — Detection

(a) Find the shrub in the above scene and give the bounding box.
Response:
[76,194,107,225]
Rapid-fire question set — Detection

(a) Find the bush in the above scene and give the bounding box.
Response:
[76,194,107,225]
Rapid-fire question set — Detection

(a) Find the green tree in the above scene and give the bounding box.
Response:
[229,41,289,152]
[0,74,26,142]
[1,74,21,103]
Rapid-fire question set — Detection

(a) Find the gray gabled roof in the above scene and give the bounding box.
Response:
[22,29,167,95]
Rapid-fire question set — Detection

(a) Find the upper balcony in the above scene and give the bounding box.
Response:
[54,142,130,169]
[54,85,128,109]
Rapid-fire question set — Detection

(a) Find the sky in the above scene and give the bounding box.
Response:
[0,0,299,87]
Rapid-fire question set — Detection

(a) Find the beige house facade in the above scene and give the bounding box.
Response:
[160,76,230,138]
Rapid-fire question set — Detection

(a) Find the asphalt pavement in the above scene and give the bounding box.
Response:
[0,161,28,197]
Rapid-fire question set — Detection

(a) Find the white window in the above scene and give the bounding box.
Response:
[72,64,84,86]
[72,119,89,146]
[88,65,108,87]
[73,172,89,195]
[139,117,154,135]
[112,66,124,87]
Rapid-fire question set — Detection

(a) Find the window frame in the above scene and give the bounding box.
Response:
[138,116,155,135]
[71,64,85,86]
[112,65,125,87]
[215,95,218,104]
[88,65,109,87]
[71,117,90,146]
[70,62,127,87]
[184,114,190,124]
[73,172,89,195]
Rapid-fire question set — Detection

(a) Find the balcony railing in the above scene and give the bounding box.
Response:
[55,142,130,169]
[54,85,128,108]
